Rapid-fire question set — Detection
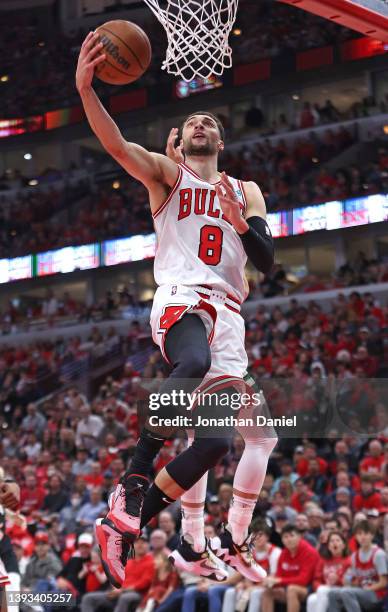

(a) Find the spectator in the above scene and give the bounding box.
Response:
[42,474,70,513]
[23,432,42,461]
[19,474,46,516]
[180,575,242,612]
[59,492,84,535]
[98,406,128,445]
[271,459,299,494]
[205,496,224,531]
[267,491,297,523]
[78,547,107,595]
[149,530,170,556]
[245,519,281,612]
[21,404,47,437]
[306,506,325,541]
[55,532,94,600]
[22,532,62,591]
[72,449,94,477]
[81,533,155,612]
[158,512,180,551]
[138,553,179,612]
[294,513,317,547]
[260,524,319,612]
[353,475,382,512]
[76,487,107,529]
[81,462,104,489]
[307,530,351,612]
[327,520,388,611]
[360,439,384,483]
[75,405,104,452]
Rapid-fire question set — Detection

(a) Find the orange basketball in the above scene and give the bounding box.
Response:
[94,20,152,85]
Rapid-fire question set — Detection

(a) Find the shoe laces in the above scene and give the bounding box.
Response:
[237,535,258,565]
[201,550,218,568]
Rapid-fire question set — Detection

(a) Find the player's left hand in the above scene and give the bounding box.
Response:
[166,128,184,164]
[215,172,248,234]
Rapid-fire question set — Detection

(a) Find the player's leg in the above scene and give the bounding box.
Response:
[96,312,212,586]
[140,432,233,527]
[168,465,228,581]
[140,389,246,581]
[108,312,212,526]
[206,311,277,581]
[178,432,209,553]
[229,375,277,544]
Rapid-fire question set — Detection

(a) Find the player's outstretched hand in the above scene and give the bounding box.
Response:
[215,172,247,233]
[76,31,106,93]
[166,128,184,164]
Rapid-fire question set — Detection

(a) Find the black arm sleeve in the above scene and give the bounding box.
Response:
[238,215,274,274]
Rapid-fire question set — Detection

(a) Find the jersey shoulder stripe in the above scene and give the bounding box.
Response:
[153,165,183,219]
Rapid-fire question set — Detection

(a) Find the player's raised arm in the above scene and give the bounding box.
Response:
[76,32,178,190]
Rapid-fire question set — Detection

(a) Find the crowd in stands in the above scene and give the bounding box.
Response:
[0,284,387,611]
[256,255,388,299]
[263,96,388,137]
[1,129,386,258]
[231,0,358,66]
[0,287,148,336]
[0,1,359,118]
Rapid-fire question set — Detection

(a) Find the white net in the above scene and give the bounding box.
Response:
[143,0,240,82]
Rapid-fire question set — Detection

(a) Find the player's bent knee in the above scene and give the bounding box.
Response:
[165,436,231,490]
[191,436,231,464]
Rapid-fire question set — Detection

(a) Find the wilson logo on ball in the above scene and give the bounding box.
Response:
[100,35,130,69]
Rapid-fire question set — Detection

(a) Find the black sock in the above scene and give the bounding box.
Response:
[140,483,175,527]
[125,428,166,478]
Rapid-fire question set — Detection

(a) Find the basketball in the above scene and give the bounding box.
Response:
[94,20,152,85]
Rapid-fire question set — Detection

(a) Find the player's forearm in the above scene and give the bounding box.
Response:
[238,216,274,274]
[79,86,125,156]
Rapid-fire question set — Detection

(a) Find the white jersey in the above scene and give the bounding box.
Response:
[153,162,248,303]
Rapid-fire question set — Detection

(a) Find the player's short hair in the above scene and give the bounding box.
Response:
[179,111,225,142]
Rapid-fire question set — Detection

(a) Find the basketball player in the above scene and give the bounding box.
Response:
[76,32,277,588]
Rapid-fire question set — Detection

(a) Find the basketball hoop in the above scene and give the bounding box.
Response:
[142,0,239,82]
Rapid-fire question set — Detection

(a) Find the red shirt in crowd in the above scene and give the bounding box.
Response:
[353,491,382,512]
[140,568,180,606]
[313,555,352,590]
[19,486,46,515]
[82,474,104,488]
[360,455,384,476]
[290,490,316,513]
[85,564,105,592]
[276,538,319,586]
[296,457,328,477]
[123,553,155,592]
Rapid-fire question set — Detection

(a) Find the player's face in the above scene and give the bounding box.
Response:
[182,114,223,156]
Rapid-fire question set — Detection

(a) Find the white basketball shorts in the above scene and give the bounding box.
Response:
[150,284,247,383]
